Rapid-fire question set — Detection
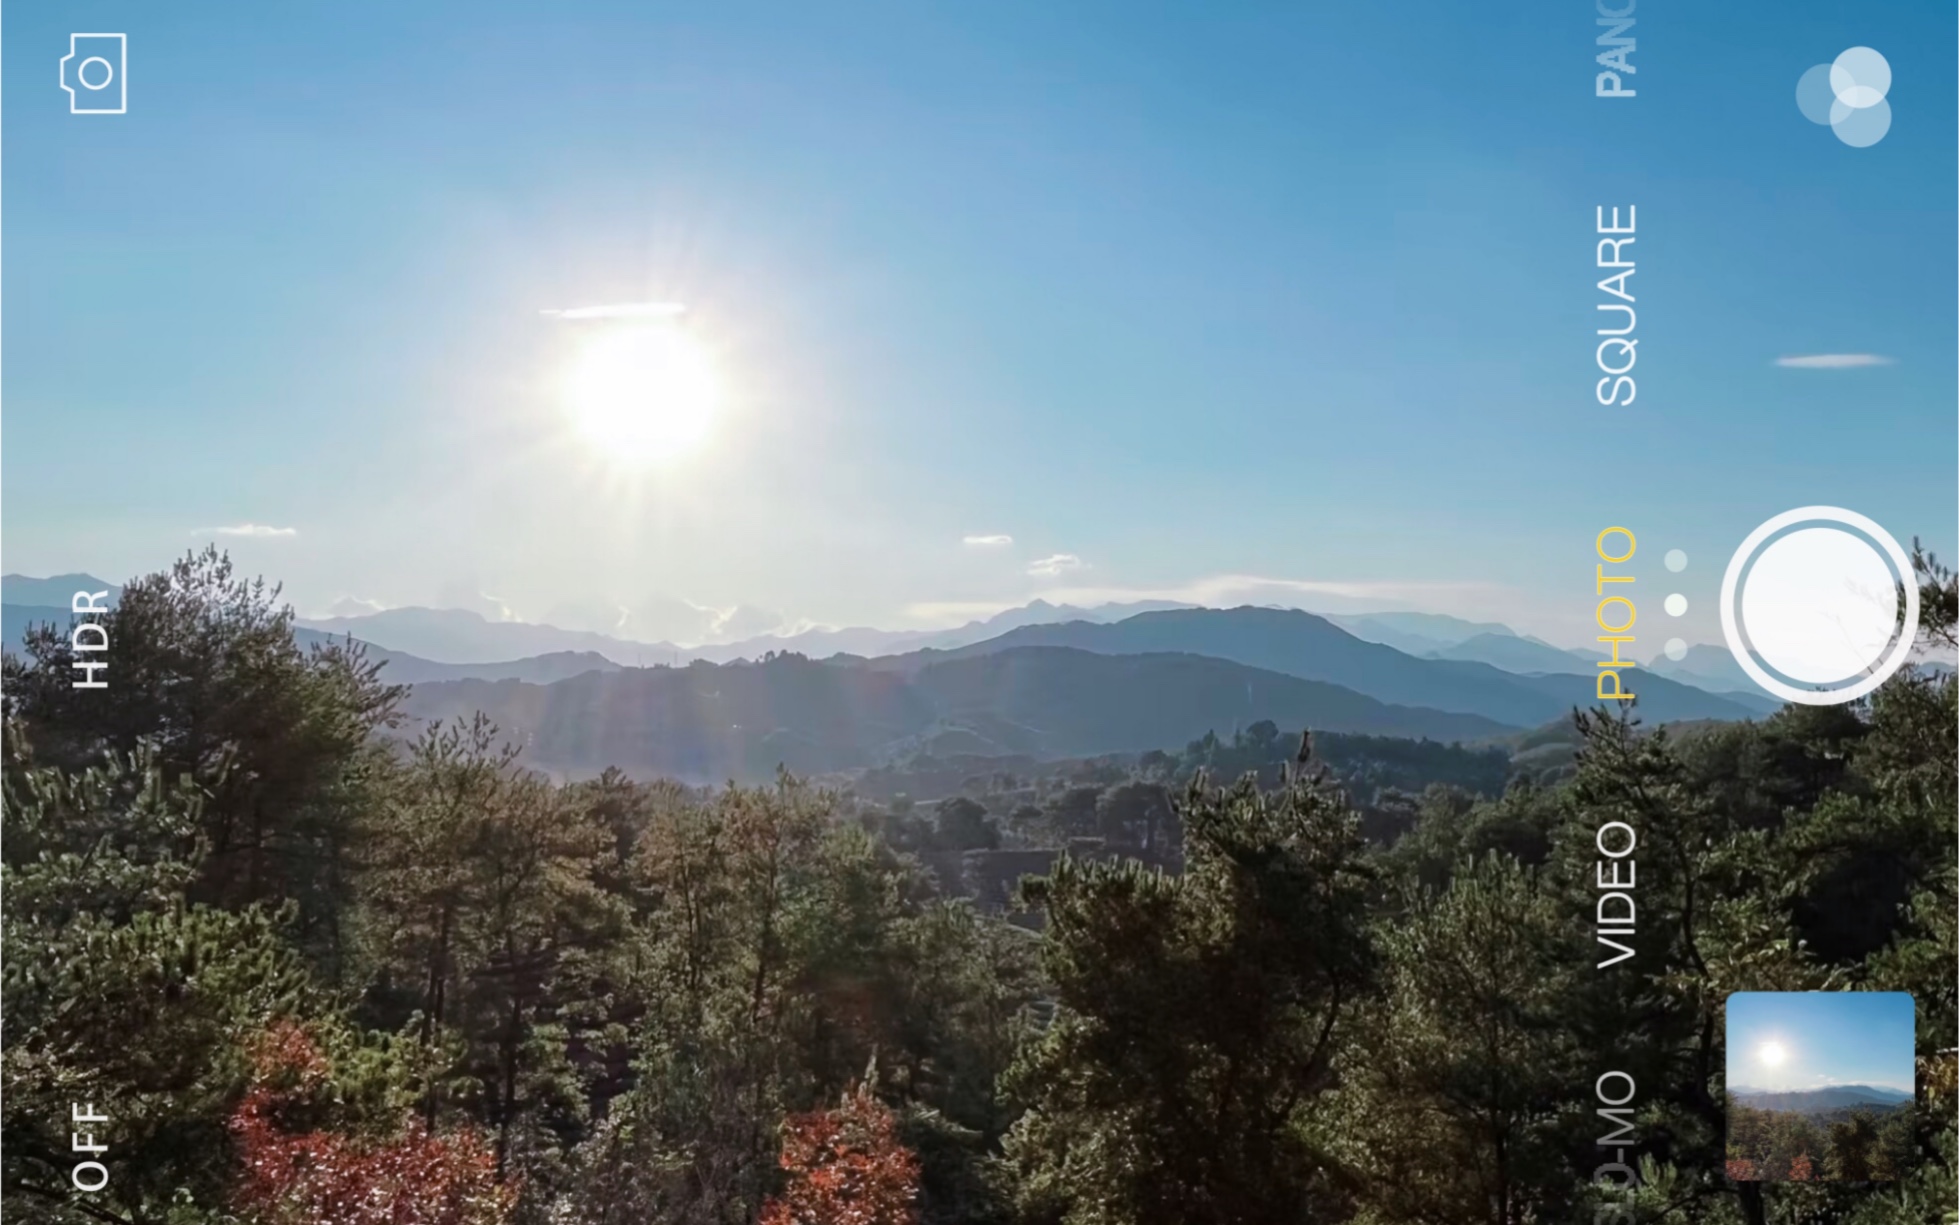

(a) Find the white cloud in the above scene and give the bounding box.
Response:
[193,523,297,538]
[541,302,686,320]
[1775,354,1895,369]
[538,594,791,646]
[962,533,1014,547]
[1027,553,1084,577]
[707,604,787,641]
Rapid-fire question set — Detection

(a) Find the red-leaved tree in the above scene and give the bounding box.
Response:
[760,1083,921,1225]
[229,1021,519,1225]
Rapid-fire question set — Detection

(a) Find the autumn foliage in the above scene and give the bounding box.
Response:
[229,1021,518,1225]
[760,1083,921,1225]
[1726,1152,1812,1182]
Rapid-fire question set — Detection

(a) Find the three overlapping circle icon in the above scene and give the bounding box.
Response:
[1797,47,1891,148]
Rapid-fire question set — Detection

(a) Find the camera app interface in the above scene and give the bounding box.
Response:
[4,5,1954,1224]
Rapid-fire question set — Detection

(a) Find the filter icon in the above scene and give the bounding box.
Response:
[1796,47,1891,148]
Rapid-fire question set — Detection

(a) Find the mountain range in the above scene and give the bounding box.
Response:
[1325,611,1527,657]
[3,572,1779,774]
[1728,1085,1914,1114]
[860,608,1775,724]
[398,646,1513,781]
[383,603,1768,780]
[3,573,1754,693]
[1424,632,1594,674]
[290,602,1790,708]
[289,597,1200,667]
[1650,642,1757,692]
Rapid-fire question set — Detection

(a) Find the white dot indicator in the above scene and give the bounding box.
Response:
[1720,507,1919,705]
[1664,638,1689,661]
[1665,549,1688,572]
[1665,593,1688,617]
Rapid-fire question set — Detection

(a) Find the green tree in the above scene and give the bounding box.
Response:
[1000,774,1377,1225]
[934,797,999,852]
[1094,780,1176,852]
[1341,853,1589,1224]
[1,746,319,1222]
[3,548,404,967]
[1825,1110,1882,1181]
[352,714,613,1182]
[1045,786,1102,840]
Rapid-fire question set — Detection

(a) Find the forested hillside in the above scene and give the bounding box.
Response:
[3,549,1953,1225]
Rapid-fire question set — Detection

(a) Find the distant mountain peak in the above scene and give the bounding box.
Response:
[2,572,123,606]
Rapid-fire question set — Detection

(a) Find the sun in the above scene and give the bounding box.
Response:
[1757,1040,1788,1067]
[561,324,722,464]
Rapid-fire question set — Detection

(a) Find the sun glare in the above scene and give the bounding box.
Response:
[561,324,722,464]
[1757,1040,1787,1067]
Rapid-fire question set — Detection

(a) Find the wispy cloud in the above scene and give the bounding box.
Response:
[706,603,787,641]
[1775,353,1895,369]
[1027,553,1084,577]
[193,523,298,538]
[437,580,519,622]
[541,302,687,321]
[962,533,1014,547]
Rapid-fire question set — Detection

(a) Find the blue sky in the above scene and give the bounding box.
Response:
[5,2,1954,646]
[1726,991,1917,1094]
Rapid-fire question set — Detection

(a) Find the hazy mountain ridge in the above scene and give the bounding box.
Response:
[1424,632,1597,674]
[398,646,1513,782]
[298,633,623,685]
[1729,1085,1913,1114]
[864,607,1775,725]
[1,573,123,607]
[9,582,1768,785]
[293,606,684,666]
[1,598,619,688]
[5,574,1770,711]
[293,596,1202,666]
[1325,611,1522,656]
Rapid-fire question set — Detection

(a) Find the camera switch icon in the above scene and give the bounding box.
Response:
[60,33,127,115]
